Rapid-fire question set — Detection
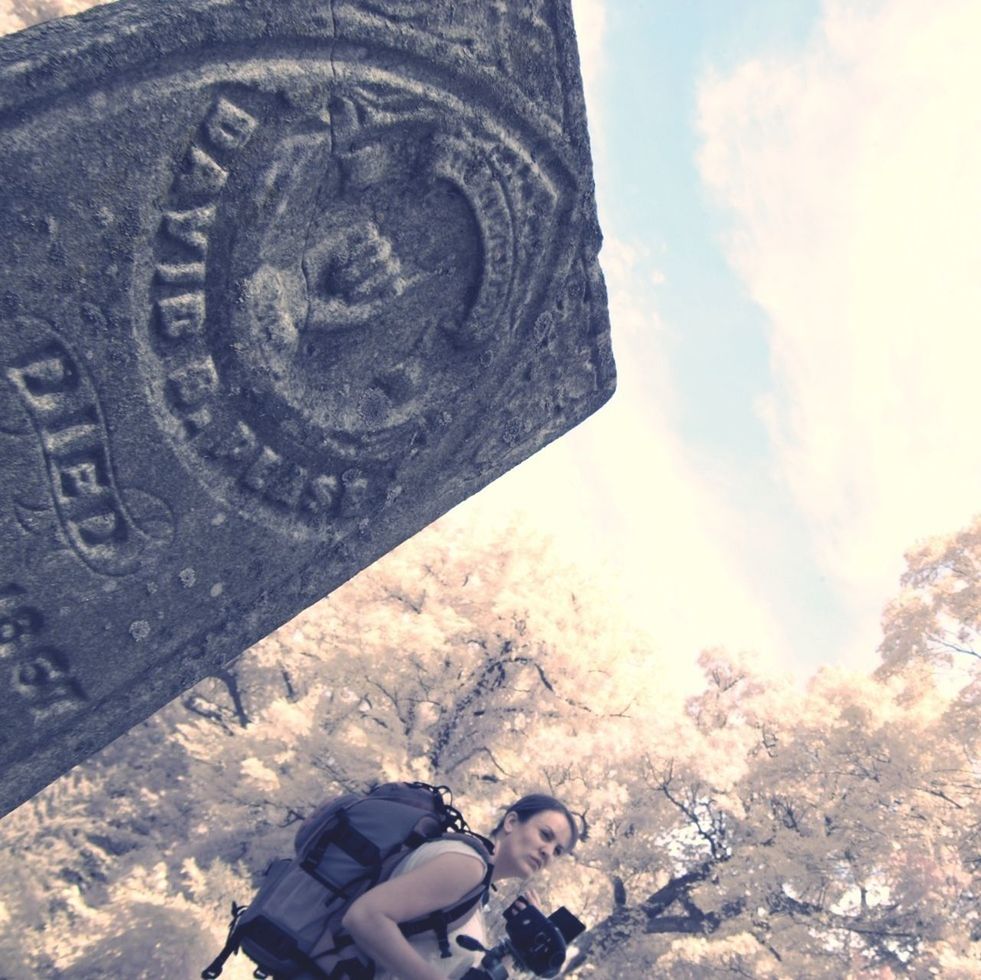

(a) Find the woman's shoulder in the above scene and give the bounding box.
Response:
[395,837,490,877]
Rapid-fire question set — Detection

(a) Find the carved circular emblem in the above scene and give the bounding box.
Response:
[138,64,565,538]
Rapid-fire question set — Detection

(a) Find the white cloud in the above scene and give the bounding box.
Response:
[4,0,790,689]
[460,1,790,690]
[570,0,610,198]
[697,0,981,660]
[465,229,787,692]
[570,0,607,98]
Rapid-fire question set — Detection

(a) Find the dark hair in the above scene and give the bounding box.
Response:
[491,794,579,852]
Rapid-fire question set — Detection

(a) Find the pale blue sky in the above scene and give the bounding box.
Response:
[476,0,981,685]
[6,0,979,686]
[592,1,842,672]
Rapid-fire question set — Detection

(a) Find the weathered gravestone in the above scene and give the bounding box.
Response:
[0,0,615,818]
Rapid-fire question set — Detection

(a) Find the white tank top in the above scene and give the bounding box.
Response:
[374,839,490,980]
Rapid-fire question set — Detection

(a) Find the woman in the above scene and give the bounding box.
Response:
[341,794,579,980]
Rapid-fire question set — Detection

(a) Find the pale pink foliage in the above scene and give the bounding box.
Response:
[0,511,977,977]
[0,0,114,37]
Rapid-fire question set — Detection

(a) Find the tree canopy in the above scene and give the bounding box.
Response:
[0,512,977,978]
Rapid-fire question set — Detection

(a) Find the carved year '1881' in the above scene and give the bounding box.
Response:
[0,584,87,726]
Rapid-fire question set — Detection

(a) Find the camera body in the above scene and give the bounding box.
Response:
[459,899,585,979]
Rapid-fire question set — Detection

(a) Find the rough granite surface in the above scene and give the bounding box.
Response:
[0,0,615,817]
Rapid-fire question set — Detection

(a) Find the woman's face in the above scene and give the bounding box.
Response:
[496,809,574,880]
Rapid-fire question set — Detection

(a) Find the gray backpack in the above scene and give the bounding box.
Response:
[202,782,494,979]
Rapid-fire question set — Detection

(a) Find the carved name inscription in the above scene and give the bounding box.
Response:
[147,96,349,527]
[139,76,568,541]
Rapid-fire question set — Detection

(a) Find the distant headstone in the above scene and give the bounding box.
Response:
[0,0,615,817]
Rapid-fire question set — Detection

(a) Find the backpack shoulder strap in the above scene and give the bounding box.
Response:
[395,833,495,957]
[398,887,487,960]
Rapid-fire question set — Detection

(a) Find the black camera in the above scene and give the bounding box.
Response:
[458,898,585,979]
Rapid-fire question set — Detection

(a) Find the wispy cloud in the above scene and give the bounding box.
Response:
[697,0,981,660]
[570,0,611,198]
[2,0,792,686]
[570,0,607,97]
[470,0,790,686]
[472,225,788,692]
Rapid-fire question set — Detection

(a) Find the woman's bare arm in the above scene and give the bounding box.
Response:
[341,851,487,980]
